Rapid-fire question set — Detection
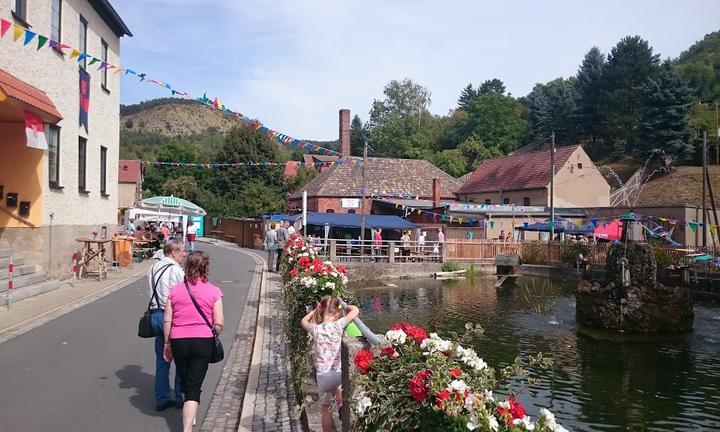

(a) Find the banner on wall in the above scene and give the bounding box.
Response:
[79,68,90,133]
[24,111,47,150]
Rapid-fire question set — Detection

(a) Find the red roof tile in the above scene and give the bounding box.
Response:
[0,68,62,122]
[118,160,142,183]
[457,146,579,194]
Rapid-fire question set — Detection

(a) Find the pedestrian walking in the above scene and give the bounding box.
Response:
[146,239,185,411]
[126,218,137,235]
[186,221,198,251]
[401,231,411,259]
[301,296,359,432]
[276,222,290,272]
[265,224,278,272]
[373,228,382,256]
[164,251,224,432]
[160,223,171,242]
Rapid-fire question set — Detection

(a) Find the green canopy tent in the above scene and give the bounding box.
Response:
[136,196,207,241]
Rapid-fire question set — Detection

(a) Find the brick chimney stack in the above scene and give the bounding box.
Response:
[432,178,441,208]
[339,108,351,157]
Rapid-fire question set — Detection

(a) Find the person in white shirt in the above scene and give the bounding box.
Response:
[418,231,426,254]
[286,222,296,236]
[186,221,198,251]
[146,239,186,411]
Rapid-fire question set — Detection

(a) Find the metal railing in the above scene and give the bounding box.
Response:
[310,238,443,263]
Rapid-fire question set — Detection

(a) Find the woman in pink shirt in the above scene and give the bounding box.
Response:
[163,251,224,432]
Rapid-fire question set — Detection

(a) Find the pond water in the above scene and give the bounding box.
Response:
[350,276,720,431]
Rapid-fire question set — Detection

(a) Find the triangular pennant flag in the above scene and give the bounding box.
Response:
[115,67,124,75]
[488,220,495,229]
[710,225,717,235]
[37,34,48,50]
[97,61,107,71]
[88,57,99,66]
[13,24,24,42]
[591,219,598,228]
[689,222,698,232]
[48,39,59,49]
[548,221,556,230]
[70,49,81,59]
[77,53,89,62]
[0,19,11,38]
[23,29,35,45]
[524,222,529,229]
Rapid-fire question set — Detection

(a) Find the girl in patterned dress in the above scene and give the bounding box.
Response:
[301,296,360,432]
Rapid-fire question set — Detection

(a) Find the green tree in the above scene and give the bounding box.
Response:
[526,77,578,144]
[575,47,606,143]
[635,62,694,162]
[368,78,431,126]
[460,92,530,154]
[598,35,660,155]
[675,30,720,101]
[161,175,201,202]
[349,115,367,156]
[431,149,468,178]
[457,135,503,171]
[478,78,506,95]
[457,84,478,109]
[285,166,318,195]
[142,141,199,196]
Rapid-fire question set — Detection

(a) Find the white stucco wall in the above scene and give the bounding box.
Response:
[0,0,122,228]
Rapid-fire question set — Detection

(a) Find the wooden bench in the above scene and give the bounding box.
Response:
[224,235,237,243]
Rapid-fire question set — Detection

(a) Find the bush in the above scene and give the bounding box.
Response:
[654,248,672,271]
[441,261,461,272]
[560,242,591,264]
[522,241,546,265]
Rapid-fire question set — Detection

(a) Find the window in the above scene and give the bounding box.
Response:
[101,39,108,90]
[50,0,61,42]
[577,163,583,169]
[326,209,335,213]
[347,209,356,214]
[503,198,510,205]
[78,137,87,192]
[484,199,491,205]
[79,16,87,69]
[100,146,107,195]
[523,197,531,206]
[12,0,27,24]
[47,125,60,186]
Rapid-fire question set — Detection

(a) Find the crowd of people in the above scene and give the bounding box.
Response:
[126,218,199,251]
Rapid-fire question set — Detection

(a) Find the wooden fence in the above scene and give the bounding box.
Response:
[443,240,522,262]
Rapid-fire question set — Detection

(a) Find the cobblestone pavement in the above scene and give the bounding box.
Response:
[250,271,301,432]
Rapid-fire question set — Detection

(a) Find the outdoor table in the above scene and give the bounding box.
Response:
[75,238,113,280]
[132,239,155,261]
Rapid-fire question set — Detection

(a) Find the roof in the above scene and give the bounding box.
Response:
[270,212,418,230]
[0,68,62,122]
[284,161,299,178]
[457,145,579,194]
[303,154,339,164]
[291,157,462,199]
[118,160,142,183]
[89,0,133,37]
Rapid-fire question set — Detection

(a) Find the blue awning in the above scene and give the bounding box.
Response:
[268,212,418,230]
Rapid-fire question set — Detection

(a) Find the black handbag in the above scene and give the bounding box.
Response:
[138,264,173,338]
[184,281,224,363]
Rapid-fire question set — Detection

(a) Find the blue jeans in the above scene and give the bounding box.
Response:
[151,310,182,406]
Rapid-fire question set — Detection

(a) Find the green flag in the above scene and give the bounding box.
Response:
[37,35,47,50]
[689,221,698,232]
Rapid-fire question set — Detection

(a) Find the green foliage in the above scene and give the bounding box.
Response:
[635,62,694,162]
[522,241,547,265]
[522,279,558,315]
[526,77,578,145]
[284,166,318,195]
[575,47,606,145]
[457,84,478,110]
[431,149,467,178]
[654,248,672,271]
[461,92,530,154]
[560,242,591,264]
[675,30,720,101]
[478,78,506,95]
[350,114,368,156]
[457,135,502,171]
[441,261,461,272]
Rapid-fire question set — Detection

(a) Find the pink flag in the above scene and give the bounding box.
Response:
[24,111,47,150]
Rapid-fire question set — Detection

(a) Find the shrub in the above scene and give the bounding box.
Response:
[522,241,546,265]
[560,242,591,264]
[442,261,462,272]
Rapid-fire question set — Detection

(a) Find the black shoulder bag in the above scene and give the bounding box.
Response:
[184,281,224,363]
[138,264,173,338]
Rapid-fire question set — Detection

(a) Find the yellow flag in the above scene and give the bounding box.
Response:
[13,25,23,42]
[70,49,80,59]
[711,225,718,234]
[458,218,464,224]
[115,67,124,75]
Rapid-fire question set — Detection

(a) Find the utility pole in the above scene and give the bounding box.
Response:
[703,131,708,248]
[549,132,555,243]
[359,141,368,255]
[716,100,719,165]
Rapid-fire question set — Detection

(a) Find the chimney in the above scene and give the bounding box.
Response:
[339,108,351,157]
[432,178,441,208]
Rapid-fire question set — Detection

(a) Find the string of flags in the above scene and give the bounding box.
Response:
[0,17,342,158]
[146,159,363,169]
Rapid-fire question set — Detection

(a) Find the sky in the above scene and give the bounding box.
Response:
[113,0,720,141]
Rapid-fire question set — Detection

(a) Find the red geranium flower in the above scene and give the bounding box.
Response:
[336,265,346,274]
[450,368,461,377]
[391,323,428,345]
[354,349,374,374]
[298,256,311,268]
[380,347,399,359]
[497,397,527,424]
[435,389,450,409]
[289,268,298,278]
[408,370,432,401]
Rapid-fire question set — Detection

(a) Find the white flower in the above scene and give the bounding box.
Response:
[449,379,467,393]
[464,393,476,412]
[539,408,568,432]
[330,271,339,277]
[355,395,372,416]
[455,346,488,371]
[301,252,309,257]
[487,415,499,431]
[300,276,316,287]
[466,414,479,431]
[498,400,511,410]
[512,416,535,431]
[325,281,335,289]
[420,333,452,354]
[385,329,407,346]
[341,276,348,285]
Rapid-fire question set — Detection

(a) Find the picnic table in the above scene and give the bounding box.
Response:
[75,238,113,280]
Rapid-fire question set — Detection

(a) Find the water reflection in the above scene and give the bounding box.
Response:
[351,276,720,431]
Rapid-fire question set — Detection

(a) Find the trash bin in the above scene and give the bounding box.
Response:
[114,236,133,268]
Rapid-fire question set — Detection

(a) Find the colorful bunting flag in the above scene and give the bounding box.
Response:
[0,19,11,37]
[23,29,35,46]
[488,220,495,229]
[13,24,23,42]
[689,221,698,232]
[70,49,80,59]
[37,35,48,50]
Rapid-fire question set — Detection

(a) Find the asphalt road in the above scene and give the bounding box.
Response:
[0,243,258,432]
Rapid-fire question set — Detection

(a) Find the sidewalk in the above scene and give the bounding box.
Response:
[0,260,155,344]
